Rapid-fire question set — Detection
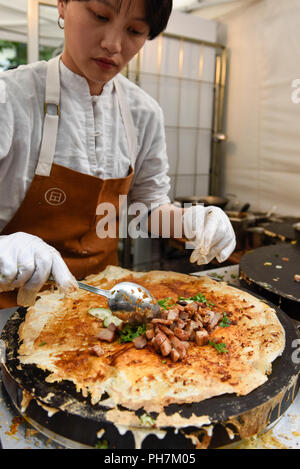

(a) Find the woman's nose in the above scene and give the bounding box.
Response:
[100,28,122,54]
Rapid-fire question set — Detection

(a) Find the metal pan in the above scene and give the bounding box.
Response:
[262,220,300,242]
[1,292,299,449]
[174,196,228,209]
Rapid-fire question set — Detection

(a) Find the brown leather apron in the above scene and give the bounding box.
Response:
[0,56,137,308]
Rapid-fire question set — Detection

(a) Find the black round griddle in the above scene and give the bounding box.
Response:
[1,296,299,450]
[239,244,300,319]
[262,217,300,242]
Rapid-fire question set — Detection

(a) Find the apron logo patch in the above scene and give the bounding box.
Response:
[45,188,67,206]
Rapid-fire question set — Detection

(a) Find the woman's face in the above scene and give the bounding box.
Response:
[58,0,150,94]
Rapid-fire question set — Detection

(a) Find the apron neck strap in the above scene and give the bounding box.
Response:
[114,77,137,167]
[35,56,138,177]
[35,55,61,177]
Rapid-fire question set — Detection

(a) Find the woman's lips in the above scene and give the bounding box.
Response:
[93,58,117,70]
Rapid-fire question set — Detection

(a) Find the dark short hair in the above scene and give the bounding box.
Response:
[144,0,173,40]
[62,1,173,40]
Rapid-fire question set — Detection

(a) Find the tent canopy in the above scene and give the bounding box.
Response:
[0,0,241,43]
[0,0,63,46]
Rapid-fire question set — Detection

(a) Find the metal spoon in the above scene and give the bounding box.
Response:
[77,280,160,324]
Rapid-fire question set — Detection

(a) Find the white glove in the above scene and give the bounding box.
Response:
[183,205,236,265]
[0,232,78,306]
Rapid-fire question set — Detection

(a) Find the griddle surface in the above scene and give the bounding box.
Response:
[240,244,300,303]
[263,220,298,241]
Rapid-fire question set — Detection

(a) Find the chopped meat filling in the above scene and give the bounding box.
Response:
[95,299,229,363]
[90,344,105,357]
[96,328,116,343]
[138,301,227,362]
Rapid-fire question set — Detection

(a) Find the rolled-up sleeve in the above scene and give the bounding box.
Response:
[0,79,14,161]
[129,103,170,210]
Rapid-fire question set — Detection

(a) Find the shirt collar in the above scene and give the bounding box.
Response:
[59,60,114,98]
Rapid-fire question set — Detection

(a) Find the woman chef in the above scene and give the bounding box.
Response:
[0,0,235,309]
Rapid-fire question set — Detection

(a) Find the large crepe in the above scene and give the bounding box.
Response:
[18,266,285,413]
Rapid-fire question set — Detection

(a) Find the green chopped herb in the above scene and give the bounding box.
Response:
[210,272,224,280]
[118,323,146,343]
[39,342,47,347]
[95,440,109,449]
[161,360,167,364]
[219,312,232,328]
[158,297,174,310]
[231,274,238,279]
[139,413,156,428]
[179,292,214,308]
[209,340,228,354]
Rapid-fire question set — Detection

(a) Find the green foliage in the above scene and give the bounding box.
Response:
[0,40,27,69]
[0,40,57,70]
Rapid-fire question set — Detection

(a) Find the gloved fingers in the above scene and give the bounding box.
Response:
[197,223,236,264]
[17,251,78,307]
[204,230,234,261]
[190,248,203,264]
[0,250,20,291]
[0,264,18,291]
[200,209,227,255]
[10,248,39,289]
[11,265,35,289]
[51,252,78,293]
[197,253,215,265]
[216,237,236,263]
[16,251,53,306]
[191,234,236,266]
[22,251,52,293]
[190,249,214,265]
[213,221,236,263]
[183,206,206,241]
[0,233,38,291]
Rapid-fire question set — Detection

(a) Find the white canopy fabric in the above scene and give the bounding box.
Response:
[0,0,63,46]
[0,0,28,42]
[210,0,300,216]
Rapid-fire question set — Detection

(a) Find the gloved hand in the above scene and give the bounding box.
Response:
[183,205,236,265]
[0,232,78,306]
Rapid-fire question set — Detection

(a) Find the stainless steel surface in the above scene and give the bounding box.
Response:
[78,280,160,323]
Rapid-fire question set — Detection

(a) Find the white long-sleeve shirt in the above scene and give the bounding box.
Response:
[0,60,170,232]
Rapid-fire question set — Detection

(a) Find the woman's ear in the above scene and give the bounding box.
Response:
[57,0,66,20]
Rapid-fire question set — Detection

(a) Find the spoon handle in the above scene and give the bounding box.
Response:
[77,281,110,298]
